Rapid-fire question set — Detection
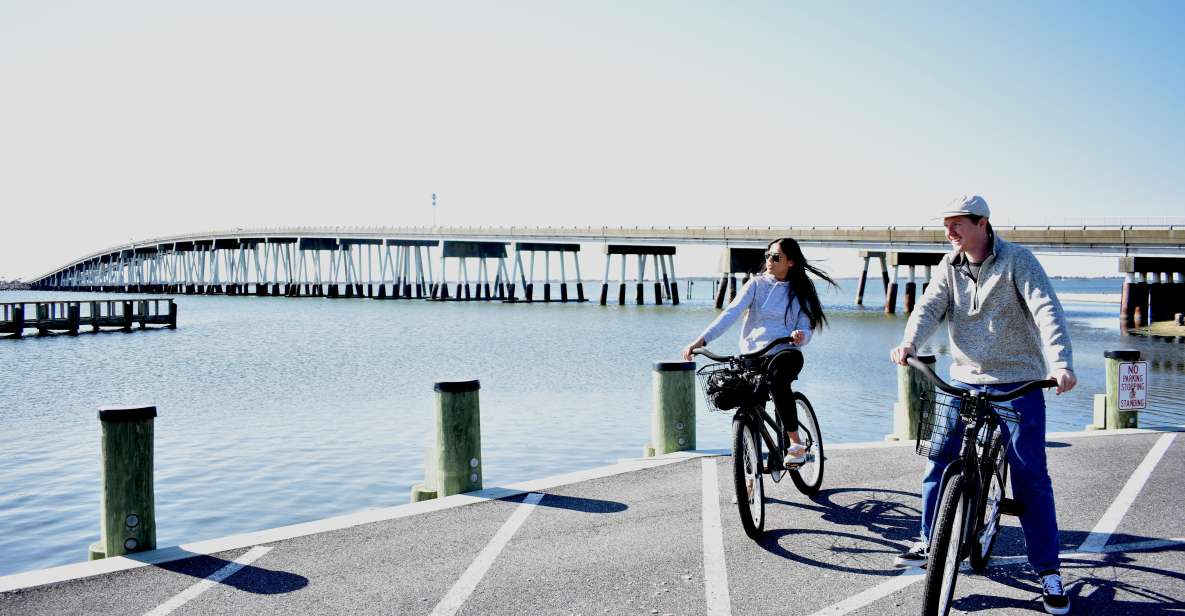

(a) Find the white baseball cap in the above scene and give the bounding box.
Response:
[938,195,990,220]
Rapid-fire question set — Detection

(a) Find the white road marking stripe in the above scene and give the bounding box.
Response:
[142,545,272,616]
[1079,433,1176,552]
[429,492,544,616]
[806,570,925,616]
[701,458,732,616]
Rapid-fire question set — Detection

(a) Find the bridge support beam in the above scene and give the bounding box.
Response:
[513,243,585,303]
[431,241,508,302]
[1119,257,1185,331]
[885,252,945,315]
[712,247,764,310]
[600,245,677,306]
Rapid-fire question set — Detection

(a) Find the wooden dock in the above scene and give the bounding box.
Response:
[0,299,176,338]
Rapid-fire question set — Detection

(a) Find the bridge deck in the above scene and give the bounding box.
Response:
[2,429,1182,615]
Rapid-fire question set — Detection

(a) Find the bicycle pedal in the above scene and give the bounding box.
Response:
[1000,497,1025,517]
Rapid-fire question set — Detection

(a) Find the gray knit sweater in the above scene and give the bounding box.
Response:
[902,235,1073,384]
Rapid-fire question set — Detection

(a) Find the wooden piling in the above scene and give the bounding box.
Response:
[432,379,482,497]
[1104,350,1142,429]
[91,405,157,560]
[886,354,935,441]
[648,361,696,456]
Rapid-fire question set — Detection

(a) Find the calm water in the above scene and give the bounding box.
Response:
[2,278,1183,576]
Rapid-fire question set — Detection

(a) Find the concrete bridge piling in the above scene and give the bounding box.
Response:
[712,247,763,309]
[599,245,678,306]
[431,241,510,301]
[511,242,587,303]
[884,252,944,314]
[1119,257,1185,331]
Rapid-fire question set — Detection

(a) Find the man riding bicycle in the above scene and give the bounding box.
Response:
[889,195,1077,615]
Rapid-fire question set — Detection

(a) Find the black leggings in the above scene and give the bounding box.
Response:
[765,349,804,432]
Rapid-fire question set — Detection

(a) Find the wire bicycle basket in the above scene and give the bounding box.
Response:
[696,362,764,413]
[915,390,1022,458]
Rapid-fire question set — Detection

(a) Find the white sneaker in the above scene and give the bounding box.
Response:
[1041,572,1071,615]
[784,443,808,467]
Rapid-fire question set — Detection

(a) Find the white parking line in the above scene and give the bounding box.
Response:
[143,545,272,616]
[702,458,732,616]
[1079,433,1176,552]
[806,569,925,616]
[429,492,544,616]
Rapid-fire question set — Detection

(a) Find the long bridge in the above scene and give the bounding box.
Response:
[24,225,1185,323]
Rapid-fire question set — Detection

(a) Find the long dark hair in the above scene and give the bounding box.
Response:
[768,237,838,330]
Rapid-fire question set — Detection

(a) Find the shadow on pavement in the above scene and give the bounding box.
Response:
[953,547,1185,614]
[128,550,308,595]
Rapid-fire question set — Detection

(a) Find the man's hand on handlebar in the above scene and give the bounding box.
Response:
[682,337,706,361]
[1048,368,1077,395]
[889,342,916,366]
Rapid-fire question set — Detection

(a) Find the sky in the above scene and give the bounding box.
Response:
[2,1,1183,279]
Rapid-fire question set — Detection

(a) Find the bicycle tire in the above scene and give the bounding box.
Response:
[789,392,824,495]
[732,416,765,539]
[922,474,967,616]
[969,459,1008,572]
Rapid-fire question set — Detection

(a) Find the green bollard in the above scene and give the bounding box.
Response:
[433,380,482,497]
[648,361,696,456]
[1104,350,1143,429]
[90,405,157,560]
[886,354,936,441]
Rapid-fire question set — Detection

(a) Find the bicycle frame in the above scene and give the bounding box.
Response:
[932,394,999,562]
[734,397,786,479]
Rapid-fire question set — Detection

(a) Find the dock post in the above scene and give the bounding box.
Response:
[646,361,696,456]
[1104,350,1143,429]
[89,405,157,561]
[121,301,133,331]
[885,354,935,441]
[714,274,729,309]
[67,303,80,336]
[433,379,482,497]
[167,300,178,329]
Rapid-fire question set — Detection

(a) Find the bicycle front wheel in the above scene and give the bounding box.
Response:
[731,416,765,539]
[922,474,967,616]
[969,460,1008,572]
[789,392,824,495]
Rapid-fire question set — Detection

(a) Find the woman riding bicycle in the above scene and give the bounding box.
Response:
[682,237,836,467]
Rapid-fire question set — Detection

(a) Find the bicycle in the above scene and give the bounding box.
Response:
[905,356,1055,616]
[693,336,824,539]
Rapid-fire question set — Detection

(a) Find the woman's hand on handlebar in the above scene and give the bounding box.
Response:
[889,342,916,366]
[790,329,806,346]
[682,337,706,361]
[1048,368,1077,395]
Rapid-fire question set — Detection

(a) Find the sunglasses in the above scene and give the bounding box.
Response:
[764,252,782,263]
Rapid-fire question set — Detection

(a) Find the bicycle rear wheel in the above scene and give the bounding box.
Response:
[969,460,1008,572]
[732,415,765,539]
[789,392,824,495]
[922,474,967,616]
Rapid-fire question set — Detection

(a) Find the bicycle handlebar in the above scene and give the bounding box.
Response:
[905,355,1056,402]
[692,336,795,362]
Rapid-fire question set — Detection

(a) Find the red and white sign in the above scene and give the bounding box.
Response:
[1118,361,1148,410]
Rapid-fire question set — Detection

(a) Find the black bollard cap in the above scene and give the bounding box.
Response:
[1104,350,1141,360]
[915,354,937,364]
[653,361,696,372]
[434,379,480,393]
[98,405,158,422]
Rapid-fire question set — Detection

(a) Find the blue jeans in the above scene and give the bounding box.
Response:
[919,381,1061,574]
